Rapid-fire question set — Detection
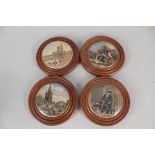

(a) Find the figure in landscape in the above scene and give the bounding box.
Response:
[93,91,112,114]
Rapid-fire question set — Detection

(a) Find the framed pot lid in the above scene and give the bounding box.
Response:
[80,36,125,76]
[80,77,130,126]
[37,37,79,75]
[29,76,77,125]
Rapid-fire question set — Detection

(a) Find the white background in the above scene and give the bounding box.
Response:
[0,0,155,154]
[0,26,155,129]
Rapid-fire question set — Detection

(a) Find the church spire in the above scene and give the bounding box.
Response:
[48,84,52,94]
[44,84,53,106]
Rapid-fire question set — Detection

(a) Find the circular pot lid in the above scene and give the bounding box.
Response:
[80,36,125,76]
[37,37,79,76]
[80,76,130,126]
[29,76,77,125]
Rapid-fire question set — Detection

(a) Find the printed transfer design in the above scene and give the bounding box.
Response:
[42,41,73,69]
[88,41,118,68]
[36,83,70,117]
[88,83,123,118]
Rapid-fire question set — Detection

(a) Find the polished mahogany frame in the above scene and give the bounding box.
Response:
[29,76,77,126]
[80,76,130,126]
[37,37,79,76]
[80,36,125,76]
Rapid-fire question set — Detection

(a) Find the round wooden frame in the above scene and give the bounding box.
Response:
[80,36,125,76]
[29,76,77,126]
[80,77,130,126]
[37,37,79,76]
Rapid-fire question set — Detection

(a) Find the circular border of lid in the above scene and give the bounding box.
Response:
[29,76,77,126]
[36,37,79,76]
[80,76,130,126]
[80,36,125,76]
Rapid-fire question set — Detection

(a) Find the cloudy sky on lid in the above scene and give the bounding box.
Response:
[89,41,116,53]
[37,83,70,102]
[42,41,72,56]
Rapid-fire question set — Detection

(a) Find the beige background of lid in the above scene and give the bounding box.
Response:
[0,26,154,129]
